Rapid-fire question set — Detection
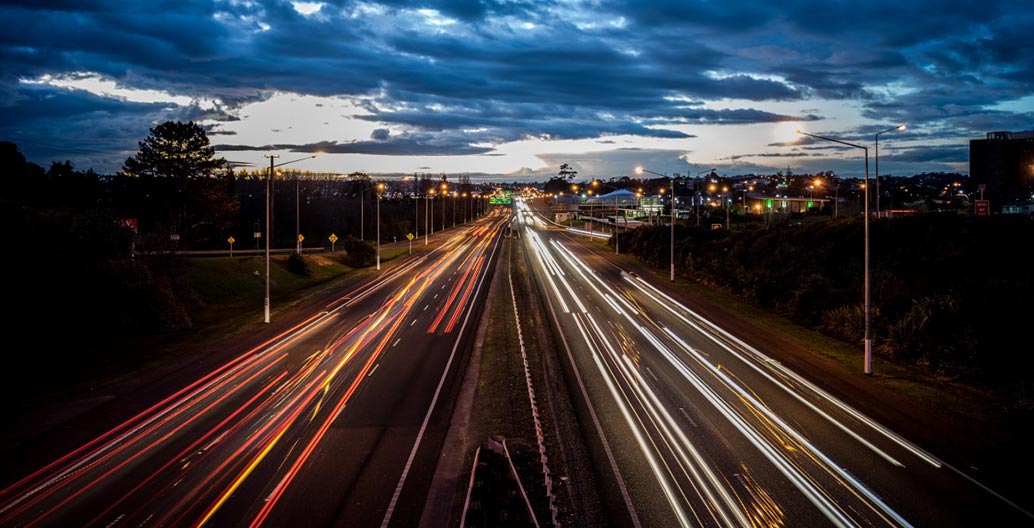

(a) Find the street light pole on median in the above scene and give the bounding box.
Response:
[263,153,316,323]
[797,130,873,375]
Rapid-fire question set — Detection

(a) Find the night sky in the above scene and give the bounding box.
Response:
[2,0,1032,178]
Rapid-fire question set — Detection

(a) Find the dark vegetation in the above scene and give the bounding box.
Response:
[0,122,451,396]
[614,216,1034,394]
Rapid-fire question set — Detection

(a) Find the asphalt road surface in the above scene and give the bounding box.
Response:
[0,210,506,528]
[515,199,1033,527]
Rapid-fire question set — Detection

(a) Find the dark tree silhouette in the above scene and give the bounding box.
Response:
[120,121,235,243]
[559,163,578,180]
[122,121,226,179]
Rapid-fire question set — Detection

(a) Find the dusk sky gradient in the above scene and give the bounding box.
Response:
[2,0,1032,179]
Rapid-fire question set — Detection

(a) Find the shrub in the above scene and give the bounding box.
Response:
[338,236,376,268]
[287,252,312,276]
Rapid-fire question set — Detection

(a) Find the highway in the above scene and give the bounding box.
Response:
[515,199,1033,527]
[0,210,506,528]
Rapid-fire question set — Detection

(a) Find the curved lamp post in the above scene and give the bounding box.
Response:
[263,153,316,323]
[875,124,906,216]
[797,130,873,375]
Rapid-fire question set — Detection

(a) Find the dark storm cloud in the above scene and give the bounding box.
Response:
[214,134,495,156]
[2,0,1032,172]
[884,145,969,164]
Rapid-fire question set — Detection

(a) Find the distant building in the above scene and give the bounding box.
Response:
[969,131,1034,212]
[744,194,829,214]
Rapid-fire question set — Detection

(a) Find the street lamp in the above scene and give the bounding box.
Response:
[635,166,675,282]
[295,175,302,254]
[696,168,713,226]
[376,182,384,270]
[587,189,594,237]
[797,130,873,375]
[440,182,448,231]
[722,185,729,230]
[427,189,434,242]
[875,124,906,217]
[263,153,316,323]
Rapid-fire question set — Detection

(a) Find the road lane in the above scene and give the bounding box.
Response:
[517,199,1033,527]
[0,210,507,528]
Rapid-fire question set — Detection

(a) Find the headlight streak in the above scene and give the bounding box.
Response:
[570,313,694,528]
[628,275,943,470]
[661,327,913,528]
[649,328,858,527]
[589,318,752,528]
[623,275,915,469]
[532,231,916,527]
[525,227,752,526]
[551,240,639,316]
[526,229,571,313]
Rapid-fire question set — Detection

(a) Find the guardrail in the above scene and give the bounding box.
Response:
[461,436,539,528]
[134,247,329,258]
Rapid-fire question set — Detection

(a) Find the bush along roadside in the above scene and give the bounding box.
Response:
[612,215,1034,390]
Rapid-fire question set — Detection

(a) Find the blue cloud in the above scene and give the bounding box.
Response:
[1,0,1031,175]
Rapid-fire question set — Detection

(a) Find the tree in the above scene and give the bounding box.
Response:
[559,163,578,180]
[121,122,235,244]
[122,121,225,179]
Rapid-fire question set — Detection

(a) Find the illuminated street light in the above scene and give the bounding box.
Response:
[440,181,448,231]
[875,124,906,216]
[263,153,316,323]
[635,166,675,282]
[427,189,435,240]
[797,130,874,375]
[376,182,384,271]
[696,168,713,226]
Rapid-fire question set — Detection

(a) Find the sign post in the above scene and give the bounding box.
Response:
[406,232,414,254]
[975,200,990,216]
[227,236,235,256]
[329,233,338,252]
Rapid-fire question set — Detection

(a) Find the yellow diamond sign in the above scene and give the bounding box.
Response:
[227,236,235,245]
[297,234,305,243]
[329,233,338,243]
[406,233,414,241]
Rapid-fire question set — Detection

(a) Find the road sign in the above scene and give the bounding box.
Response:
[328,233,338,243]
[406,233,414,240]
[227,236,235,245]
[975,200,990,216]
[297,234,305,242]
